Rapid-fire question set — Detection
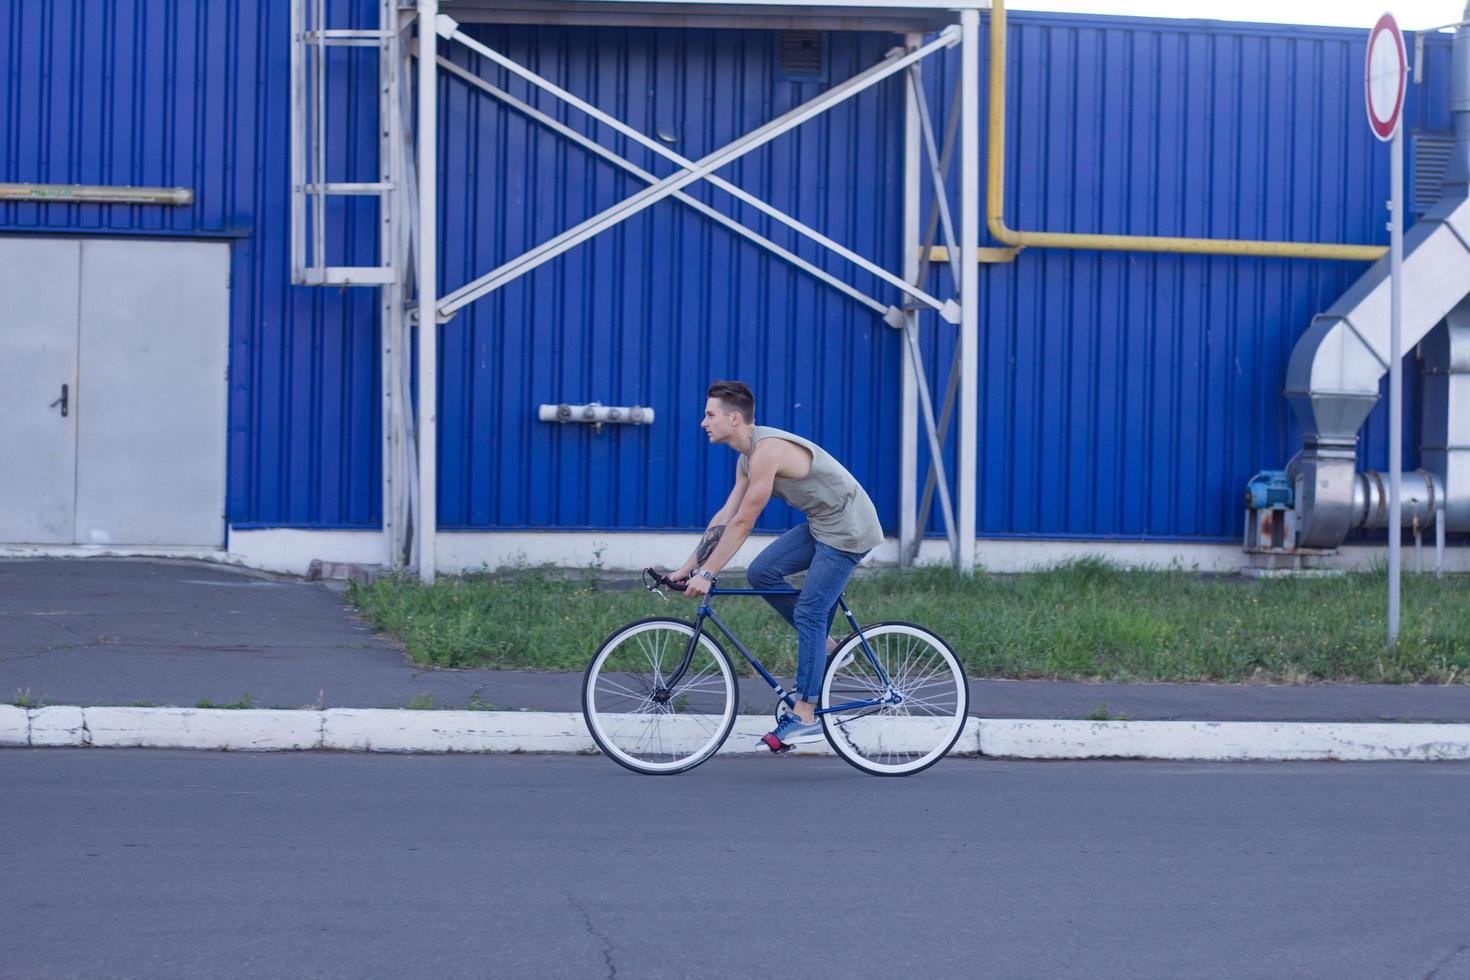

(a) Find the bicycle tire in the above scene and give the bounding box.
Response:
[582,617,739,775]
[819,621,968,776]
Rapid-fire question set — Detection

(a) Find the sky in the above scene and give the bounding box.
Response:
[1005,0,1464,31]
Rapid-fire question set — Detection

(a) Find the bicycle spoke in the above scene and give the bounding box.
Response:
[597,677,651,701]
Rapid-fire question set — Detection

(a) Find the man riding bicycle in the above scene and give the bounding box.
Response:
[664,380,885,749]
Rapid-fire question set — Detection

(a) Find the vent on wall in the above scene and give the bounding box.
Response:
[1413,132,1455,216]
[777,31,827,83]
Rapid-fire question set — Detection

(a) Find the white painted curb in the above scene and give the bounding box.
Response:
[0,704,31,746]
[322,709,594,754]
[975,720,1470,761]
[84,707,323,751]
[4,708,1470,761]
[31,706,88,747]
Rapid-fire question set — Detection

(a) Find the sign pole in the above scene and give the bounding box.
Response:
[1389,118,1402,651]
[1367,11,1406,652]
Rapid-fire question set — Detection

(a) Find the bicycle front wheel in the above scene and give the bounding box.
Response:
[582,617,739,775]
[820,622,968,776]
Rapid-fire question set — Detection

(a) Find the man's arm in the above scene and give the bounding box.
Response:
[670,463,748,579]
[693,448,775,579]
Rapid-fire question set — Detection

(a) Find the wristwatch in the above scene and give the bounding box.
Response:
[691,568,717,583]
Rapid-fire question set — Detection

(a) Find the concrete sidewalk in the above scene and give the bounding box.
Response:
[2,557,1468,760]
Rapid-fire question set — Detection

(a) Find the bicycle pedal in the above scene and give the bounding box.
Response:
[760,733,793,754]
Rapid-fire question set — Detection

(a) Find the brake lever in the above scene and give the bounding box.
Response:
[643,568,670,602]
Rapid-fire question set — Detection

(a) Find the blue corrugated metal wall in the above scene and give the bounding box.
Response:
[921,13,1448,540]
[435,25,905,534]
[0,3,1451,541]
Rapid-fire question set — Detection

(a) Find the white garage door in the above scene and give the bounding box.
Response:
[0,237,229,547]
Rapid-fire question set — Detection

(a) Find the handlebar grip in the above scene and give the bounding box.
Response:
[643,567,690,593]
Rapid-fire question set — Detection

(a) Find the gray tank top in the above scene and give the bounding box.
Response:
[738,425,885,554]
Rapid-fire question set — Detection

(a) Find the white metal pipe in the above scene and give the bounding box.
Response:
[1437,503,1447,579]
[290,0,304,281]
[958,7,980,574]
[314,0,327,274]
[0,183,194,205]
[900,33,922,567]
[439,27,960,317]
[1389,122,1403,647]
[380,0,398,568]
[398,27,421,571]
[432,54,889,317]
[416,1,439,584]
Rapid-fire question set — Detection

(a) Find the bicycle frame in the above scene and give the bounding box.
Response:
[660,586,897,716]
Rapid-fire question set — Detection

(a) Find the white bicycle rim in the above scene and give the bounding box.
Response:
[820,623,968,775]
[584,619,737,774]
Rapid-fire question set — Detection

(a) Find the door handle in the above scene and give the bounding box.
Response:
[49,383,68,418]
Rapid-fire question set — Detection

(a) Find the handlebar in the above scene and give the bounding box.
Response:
[643,567,691,599]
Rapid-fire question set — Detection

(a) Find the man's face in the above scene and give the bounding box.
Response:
[700,398,739,444]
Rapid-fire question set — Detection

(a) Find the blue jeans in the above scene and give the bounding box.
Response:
[746,523,868,705]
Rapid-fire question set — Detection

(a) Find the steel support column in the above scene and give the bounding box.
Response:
[958,7,980,574]
[900,33,922,566]
[415,2,440,584]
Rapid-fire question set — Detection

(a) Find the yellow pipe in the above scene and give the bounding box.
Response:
[985,0,1388,262]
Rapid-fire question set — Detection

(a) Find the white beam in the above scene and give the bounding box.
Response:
[437,27,960,318]
[900,33,921,567]
[416,0,439,584]
[958,7,979,574]
[432,53,890,317]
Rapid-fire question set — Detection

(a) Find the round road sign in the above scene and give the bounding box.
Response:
[1366,12,1407,142]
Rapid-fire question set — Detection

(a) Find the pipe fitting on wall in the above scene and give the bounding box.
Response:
[538,402,654,435]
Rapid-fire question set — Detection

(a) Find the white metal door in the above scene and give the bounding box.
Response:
[0,238,81,544]
[73,240,229,547]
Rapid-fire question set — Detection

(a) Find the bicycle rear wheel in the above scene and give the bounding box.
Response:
[583,617,738,775]
[820,622,968,776]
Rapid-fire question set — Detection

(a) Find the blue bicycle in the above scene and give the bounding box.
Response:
[581,569,969,776]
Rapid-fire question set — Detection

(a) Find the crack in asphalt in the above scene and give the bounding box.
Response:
[1424,942,1470,980]
[566,895,618,979]
[2,629,117,661]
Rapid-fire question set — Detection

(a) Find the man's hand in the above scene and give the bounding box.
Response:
[683,575,712,599]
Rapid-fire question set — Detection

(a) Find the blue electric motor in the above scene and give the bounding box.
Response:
[1244,470,1294,510]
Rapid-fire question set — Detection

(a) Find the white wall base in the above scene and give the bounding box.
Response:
[0,528,1463,578]
[225,528,386,575]
[0,544,228,561]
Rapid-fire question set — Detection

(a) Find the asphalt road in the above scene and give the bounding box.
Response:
[3,751,1469,980]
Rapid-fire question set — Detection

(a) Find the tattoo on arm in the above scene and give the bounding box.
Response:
[695,525,726,564]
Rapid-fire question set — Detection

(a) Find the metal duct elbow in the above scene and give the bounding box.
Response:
[1283,7,1470,549]
[1420,303,1470,531]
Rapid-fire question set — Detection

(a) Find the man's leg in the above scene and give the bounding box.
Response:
[789,542,865,724]
[746,525,842,715]
[745,523,816,633]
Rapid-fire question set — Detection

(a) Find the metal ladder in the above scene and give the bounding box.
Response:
[289,0,403,286]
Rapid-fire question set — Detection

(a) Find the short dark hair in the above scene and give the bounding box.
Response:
[707,380,755,423]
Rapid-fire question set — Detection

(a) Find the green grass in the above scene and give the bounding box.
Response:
[346,560,1470,685]
[196,694,256,710]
